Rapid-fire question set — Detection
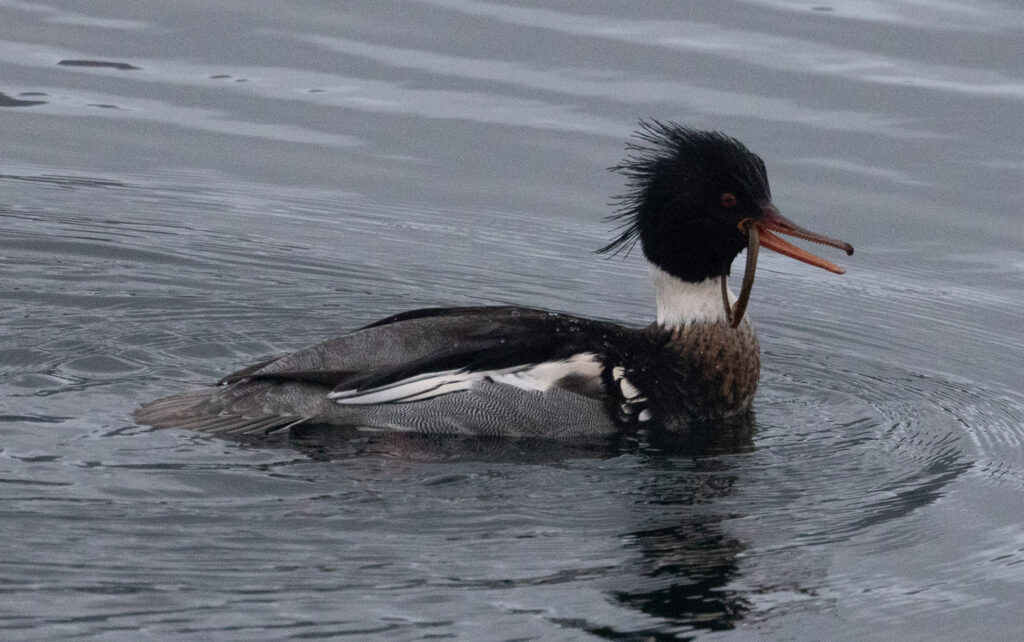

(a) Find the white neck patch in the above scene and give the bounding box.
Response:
[649,264,736,329]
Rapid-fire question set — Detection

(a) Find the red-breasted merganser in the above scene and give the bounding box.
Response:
[136,122,853,438]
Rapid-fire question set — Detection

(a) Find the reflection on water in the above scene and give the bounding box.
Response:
[290,425,758,637]
[611,461,749,637]
[3,0,1024,639]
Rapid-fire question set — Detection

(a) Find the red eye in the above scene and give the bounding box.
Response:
[720,193,737,208]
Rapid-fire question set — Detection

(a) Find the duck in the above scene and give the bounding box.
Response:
[135,121,853,439]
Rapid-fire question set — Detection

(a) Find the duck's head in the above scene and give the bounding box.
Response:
[602,121,854,285]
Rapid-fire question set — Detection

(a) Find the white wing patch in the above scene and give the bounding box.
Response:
[328,369,474,405]
[328,353,602,406]
[489,353,602,392]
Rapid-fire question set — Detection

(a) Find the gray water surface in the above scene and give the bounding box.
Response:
[2,2,1024,640]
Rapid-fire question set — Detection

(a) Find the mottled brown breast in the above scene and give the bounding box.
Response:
[665,318,760,419]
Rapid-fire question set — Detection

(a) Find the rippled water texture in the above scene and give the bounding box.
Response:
[2,2,1023,639]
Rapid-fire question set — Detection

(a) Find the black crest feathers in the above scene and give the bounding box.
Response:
[599,120,770,257]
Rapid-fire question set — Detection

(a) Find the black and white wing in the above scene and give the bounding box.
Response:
[136,307,643,436]
[324,308,610,404]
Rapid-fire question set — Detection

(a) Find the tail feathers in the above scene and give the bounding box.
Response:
[134,389,305,436]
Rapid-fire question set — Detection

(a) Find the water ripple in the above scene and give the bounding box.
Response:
[416,0,1024,101]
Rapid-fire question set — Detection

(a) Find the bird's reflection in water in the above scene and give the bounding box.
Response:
[609,456,749,638]
[273,416,756,637]
[541,418,755,638]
